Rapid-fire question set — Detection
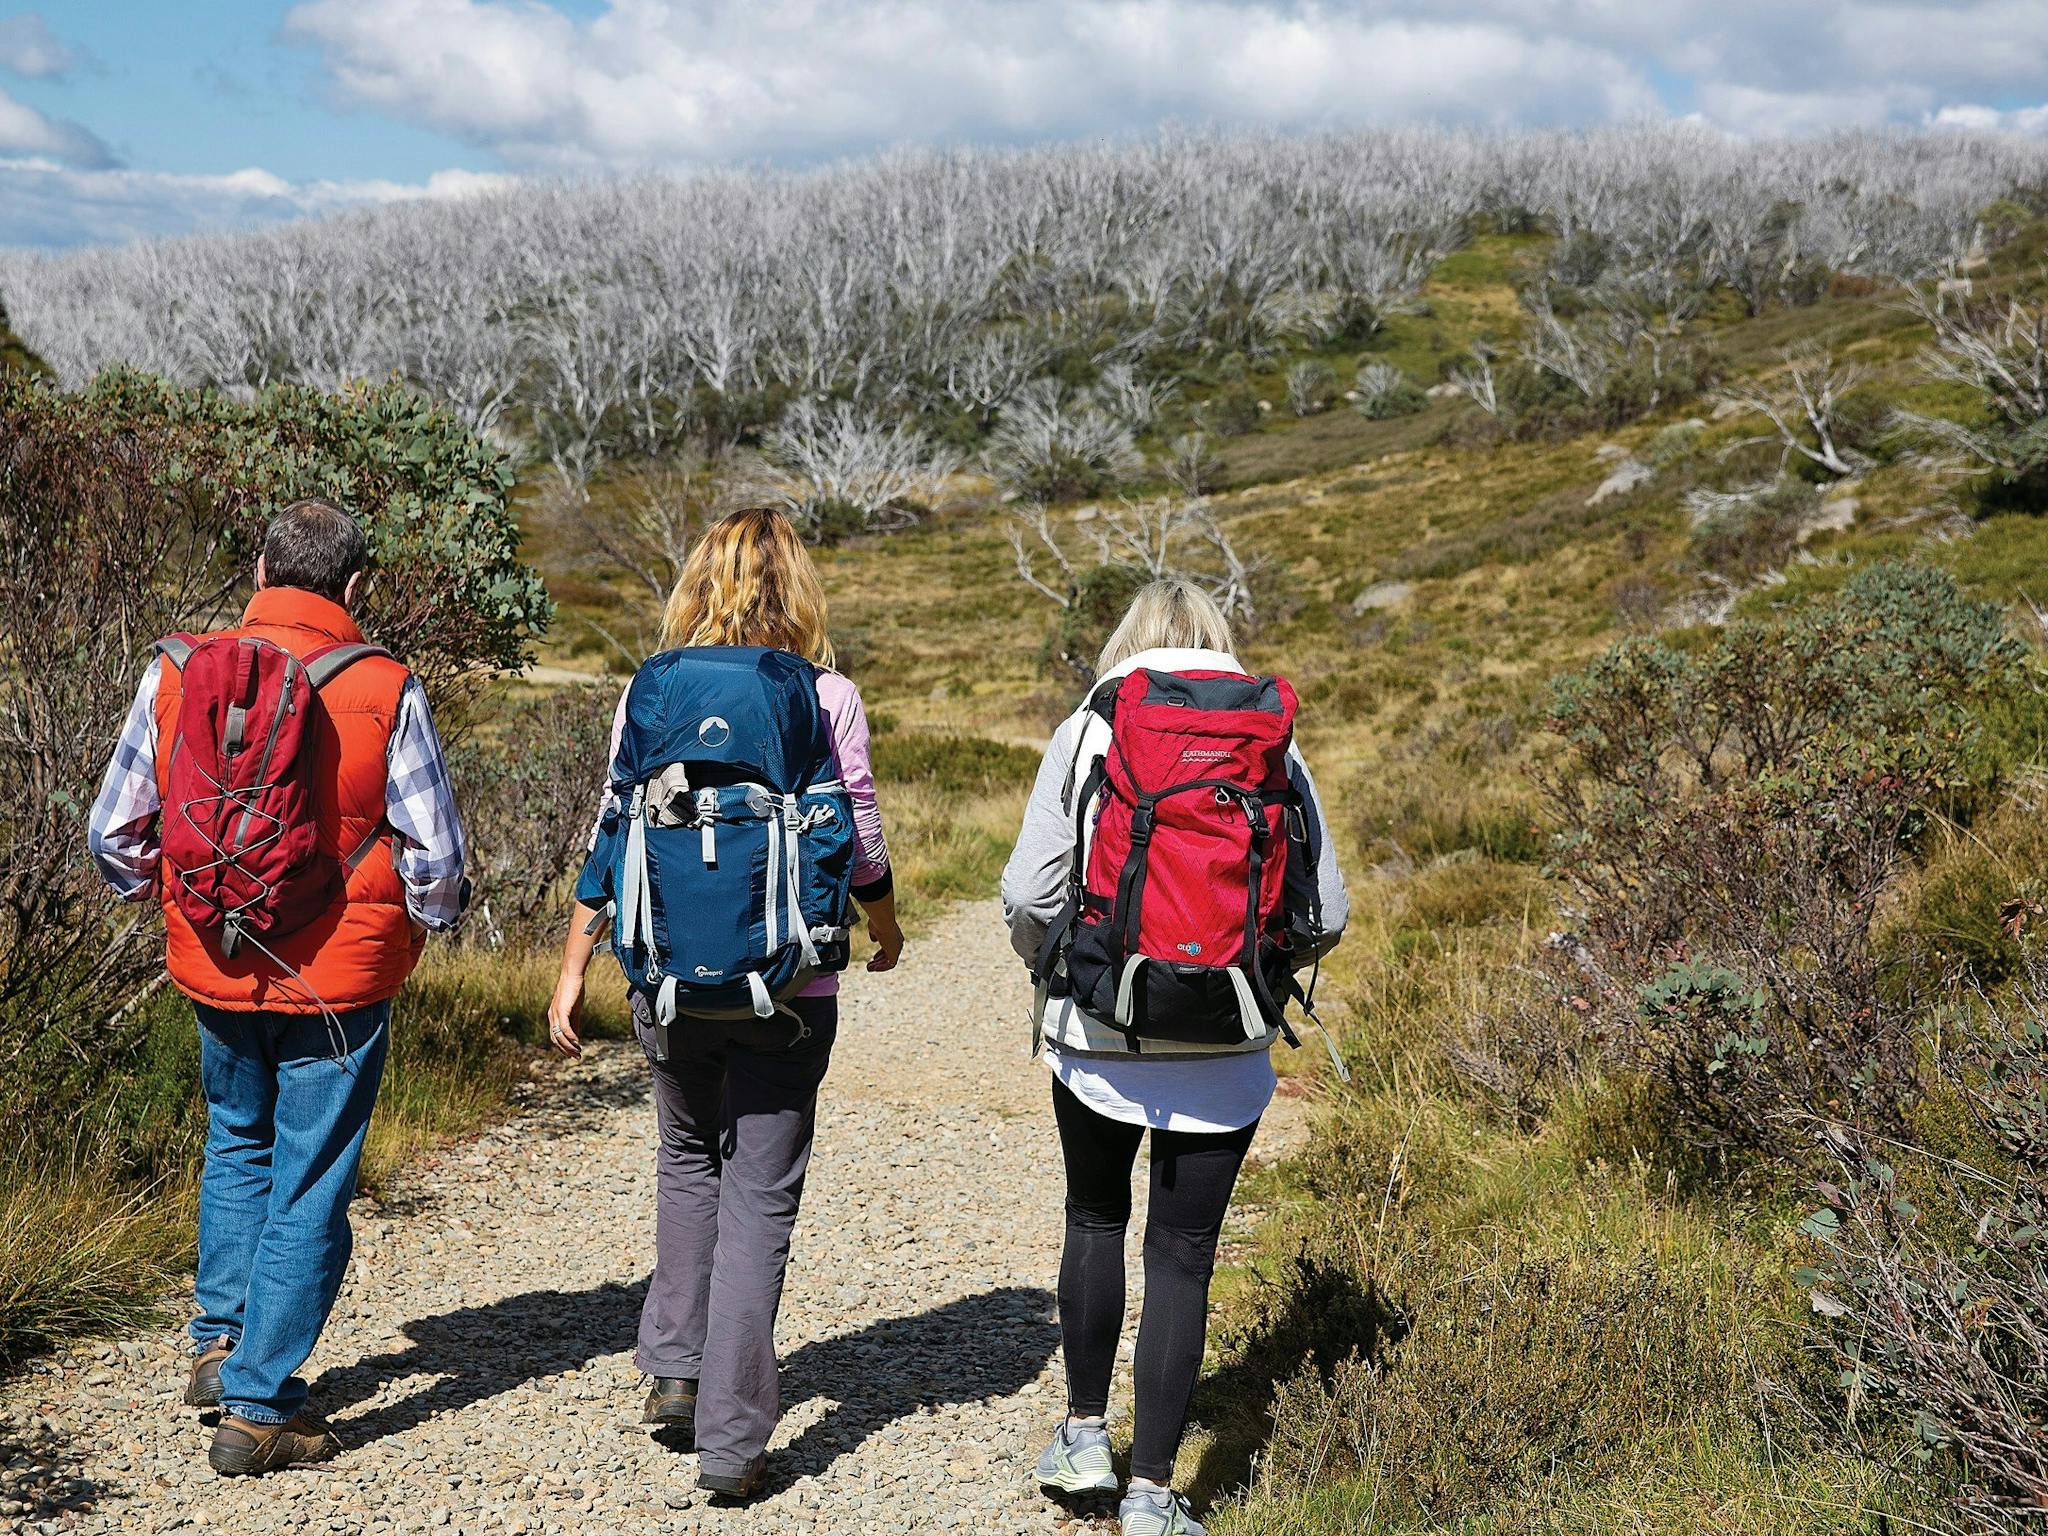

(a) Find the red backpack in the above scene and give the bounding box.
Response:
[1033,667,1323,1057]
[156,632,391,964]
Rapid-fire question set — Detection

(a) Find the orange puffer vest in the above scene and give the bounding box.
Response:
[153,587,423,1012]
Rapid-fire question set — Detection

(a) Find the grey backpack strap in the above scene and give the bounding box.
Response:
[304,642,394,691]
[153,635,196,671]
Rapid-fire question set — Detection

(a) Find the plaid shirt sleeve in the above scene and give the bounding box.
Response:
[386,677,468,931]
[87,658,164,901]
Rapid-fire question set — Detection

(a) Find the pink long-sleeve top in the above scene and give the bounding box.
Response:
[590,667,891,997]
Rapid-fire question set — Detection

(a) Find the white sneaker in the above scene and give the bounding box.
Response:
[1035,1417,1117,1495]
[1120,1485,1206,1536]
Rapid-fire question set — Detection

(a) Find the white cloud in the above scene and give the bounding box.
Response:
[277,0,2048,157]
[0,156,514,247]
[0,13,79,80]
[0,83,111,167]
[1691,79,1920,139]
[1929,101,2048,136]
[283,0,1663,169]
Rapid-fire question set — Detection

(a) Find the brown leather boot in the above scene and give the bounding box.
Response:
[207,1411,341,1477]
[642,1376,697,1427]
[185,1341,232,1409]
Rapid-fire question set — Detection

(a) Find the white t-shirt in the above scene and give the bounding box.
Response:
[1043,1042,1277,1133]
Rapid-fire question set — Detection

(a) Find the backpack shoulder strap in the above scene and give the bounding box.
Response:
[304,642,396,691]
[153,634,199,671]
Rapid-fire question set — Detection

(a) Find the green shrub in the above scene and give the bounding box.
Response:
[1798,965,2048,1531]
[1643,419,1705,466]
[1203,382,1263,437]
[1530,563,2028,1157]
[1687,479,1816,576]
[74,368,549,693]
[452,684,615,950]
[1352,362,1426,420]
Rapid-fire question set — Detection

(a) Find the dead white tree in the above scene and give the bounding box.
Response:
[1450,343,1502,417]
[558,452,725,602]
[1519,291,1620,402]
[1719,345,1871,478]
[1094,363,1178,435]
[1007,497,1264,622]
[1286,360,1335,417]
[1894,287,2048,482]
[984,378,1144,501]
[763,399,958,532]
[1163,432,1222,497]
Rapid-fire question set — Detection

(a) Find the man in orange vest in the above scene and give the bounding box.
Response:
[89,499,468,1476]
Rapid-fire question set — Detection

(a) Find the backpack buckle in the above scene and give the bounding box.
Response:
[1129,805,1156,846]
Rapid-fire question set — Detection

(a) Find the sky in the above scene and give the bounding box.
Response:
[7,0,2048,248]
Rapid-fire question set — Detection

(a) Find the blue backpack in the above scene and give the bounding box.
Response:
[589,647,856,1058]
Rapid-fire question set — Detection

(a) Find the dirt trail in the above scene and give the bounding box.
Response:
[2,900,1304,1536]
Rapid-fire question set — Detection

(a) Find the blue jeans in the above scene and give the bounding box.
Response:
[191,1000,391,1425]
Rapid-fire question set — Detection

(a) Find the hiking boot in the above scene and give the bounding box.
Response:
[1036,1417,1117,1496]
[1120,1485,1206,1536]
[698,1452,768,1499]
[642,1376,697,1427]
[184,1340,232,1409]
[207,1412,341,1477]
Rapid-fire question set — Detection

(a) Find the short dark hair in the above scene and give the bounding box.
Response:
[262,499,366,602]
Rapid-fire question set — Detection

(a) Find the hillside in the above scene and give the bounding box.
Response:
[517,217,2048,1533]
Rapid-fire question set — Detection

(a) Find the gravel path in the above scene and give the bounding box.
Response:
[2,900,1303,1536]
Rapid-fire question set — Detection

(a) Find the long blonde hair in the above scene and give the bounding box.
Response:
[660,507,835,667]
[1097,578,1235,675]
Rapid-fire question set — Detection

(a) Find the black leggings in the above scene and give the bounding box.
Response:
[1052,1075,1258,1485]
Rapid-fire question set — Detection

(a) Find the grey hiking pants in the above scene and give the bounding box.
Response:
[632,988,836,1477]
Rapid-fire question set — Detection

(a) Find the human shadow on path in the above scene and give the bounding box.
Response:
[0,1415,102,1525]
[312,1280,1057,1482]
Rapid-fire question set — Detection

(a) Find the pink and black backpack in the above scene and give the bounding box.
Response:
[1031,666,1334,1064]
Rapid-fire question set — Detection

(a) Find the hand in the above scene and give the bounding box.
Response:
[865,911,904,973]
[547,971,586,1058]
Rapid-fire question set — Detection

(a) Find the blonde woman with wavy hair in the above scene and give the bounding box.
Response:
[549,507,901,1498]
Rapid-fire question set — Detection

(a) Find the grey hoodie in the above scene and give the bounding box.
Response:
[999,646,1349,1056]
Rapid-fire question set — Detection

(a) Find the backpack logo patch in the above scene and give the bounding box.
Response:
[1176,940,1203,956]
[1180,748,1230,763]
[697,716,731,748]
[694,964,722,979]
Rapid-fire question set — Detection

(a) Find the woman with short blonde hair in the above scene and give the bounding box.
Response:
[549,507,901,1499]
[1002,579,1349,1536]
[1093,576,1233,675]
